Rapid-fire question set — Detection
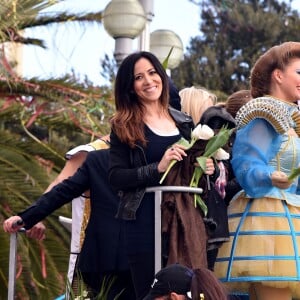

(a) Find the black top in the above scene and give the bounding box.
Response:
[124,126,180,254]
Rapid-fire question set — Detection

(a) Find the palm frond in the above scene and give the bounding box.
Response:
[1,1,103,46]
[30,11,103,28]
[0,1,115,298]
[0,75,115,138]
[0,129,71,299]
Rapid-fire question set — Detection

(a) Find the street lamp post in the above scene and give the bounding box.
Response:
[102,0,184,76]
[102,0,147,66]
[138,0,154,51]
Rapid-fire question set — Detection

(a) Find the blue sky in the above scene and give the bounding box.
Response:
[23,0,200,85]
[22,0,299,86]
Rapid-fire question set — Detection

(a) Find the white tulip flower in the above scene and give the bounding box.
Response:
[191,124,214,140]
[213,147,230,160]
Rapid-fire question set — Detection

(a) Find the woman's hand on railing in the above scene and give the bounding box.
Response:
[3,216,24,233]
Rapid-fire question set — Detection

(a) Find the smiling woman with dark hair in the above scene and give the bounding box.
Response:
[108,51,215,300]
[109,51,194,299]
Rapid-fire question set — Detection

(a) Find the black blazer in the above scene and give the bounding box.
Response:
[19,149,128,273]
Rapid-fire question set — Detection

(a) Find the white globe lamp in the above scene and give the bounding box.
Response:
[103,0,147,65]
[150,29,183,69]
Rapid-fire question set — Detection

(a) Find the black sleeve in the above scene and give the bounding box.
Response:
[224,178,242,206]
[18,159,91,229]
[108,131,161,191]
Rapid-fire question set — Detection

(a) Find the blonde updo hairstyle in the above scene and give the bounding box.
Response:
[179,86,217,125]
[251,41,300,98]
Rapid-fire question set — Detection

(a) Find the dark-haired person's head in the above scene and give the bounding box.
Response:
[143,264,227,300]
[114,51,170,112]
[199,106,236,130]
[143,264,193,300]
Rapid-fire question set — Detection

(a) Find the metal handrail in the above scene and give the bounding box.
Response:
[146,186,203,273]
[8,232,17,300]
[8,228,25,300]
[8,186,203,298]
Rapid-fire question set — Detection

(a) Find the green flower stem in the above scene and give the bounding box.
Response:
[189,166,208,215]
[159,136,193,184]
[288,167,300,181]
[195,194,208,216]
[159,159,177,184]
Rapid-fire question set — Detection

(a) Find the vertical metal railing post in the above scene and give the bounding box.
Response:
[8,232,18,300]
[146,186,203,274]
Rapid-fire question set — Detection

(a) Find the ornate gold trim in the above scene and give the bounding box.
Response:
[236,97,299,135]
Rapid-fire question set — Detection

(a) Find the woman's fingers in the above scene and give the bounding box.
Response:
[3,216,23,233]
[158,146,186,173]
[26,222,46,240]
[271,171,291,189]
[204,158,215,175]
[169,146,186,161]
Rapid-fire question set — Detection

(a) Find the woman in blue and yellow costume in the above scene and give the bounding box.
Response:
[214,41,300,300]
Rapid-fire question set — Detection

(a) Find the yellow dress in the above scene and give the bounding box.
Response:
[214,97,300,298]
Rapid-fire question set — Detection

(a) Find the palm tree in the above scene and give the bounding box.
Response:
[0,1,114,298]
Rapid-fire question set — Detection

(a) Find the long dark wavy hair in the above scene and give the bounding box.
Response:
[110,51,170,148]
[251,41,300,98]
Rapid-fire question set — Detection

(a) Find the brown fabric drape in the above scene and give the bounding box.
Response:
[161,139,209,269]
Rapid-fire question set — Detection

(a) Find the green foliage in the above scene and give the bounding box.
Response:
[0,1,115,299]
[162,47,174,70]
[100,54,117,84]
[66,272,124,300]
[288,167,300,181]
[0,0,103,47]
[0,129,72,299]
[173,0,300,95]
